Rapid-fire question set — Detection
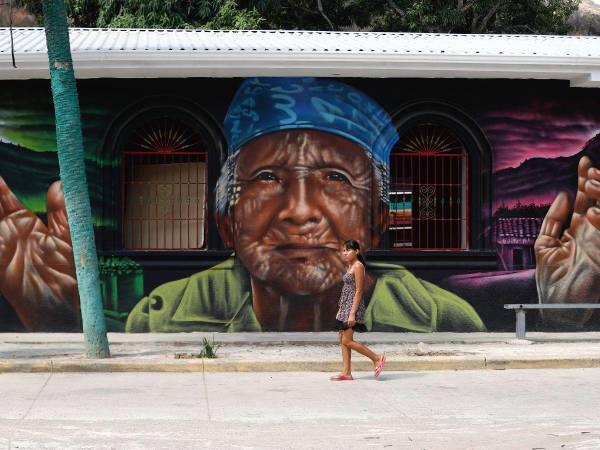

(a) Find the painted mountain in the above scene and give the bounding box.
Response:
[0,140,109,225]
[493,132,600,211]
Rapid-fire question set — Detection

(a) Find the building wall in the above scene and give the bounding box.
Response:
[0,77,599,332]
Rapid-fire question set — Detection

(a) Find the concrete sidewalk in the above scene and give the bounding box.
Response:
[2,332,600,373]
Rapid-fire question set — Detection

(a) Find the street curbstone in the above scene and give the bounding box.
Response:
[2,355,600,373]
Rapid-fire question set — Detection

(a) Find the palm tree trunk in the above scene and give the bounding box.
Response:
[41,0,110,358]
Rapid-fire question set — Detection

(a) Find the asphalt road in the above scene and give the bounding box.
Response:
[1,369,599,449]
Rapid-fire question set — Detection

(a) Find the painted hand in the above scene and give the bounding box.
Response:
[0,177,80,331]
[534,156,600,328]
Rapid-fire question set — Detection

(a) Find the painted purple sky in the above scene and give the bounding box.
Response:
[477,99,600,172]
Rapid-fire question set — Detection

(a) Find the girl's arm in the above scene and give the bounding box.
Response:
[348,262,365,326]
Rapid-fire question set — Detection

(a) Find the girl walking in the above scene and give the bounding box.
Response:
[330,240,386,381]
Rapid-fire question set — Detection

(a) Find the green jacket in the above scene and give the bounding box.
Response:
[125,257,486,332]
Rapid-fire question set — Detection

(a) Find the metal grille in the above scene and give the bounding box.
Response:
[122,151,207,250]
[389,123,468,250]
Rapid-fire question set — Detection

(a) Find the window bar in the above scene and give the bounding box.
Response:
[162,152,166,249]
[465,154,469,249]
[393,155,396,247]
[168,152,172,249]
[455,157,463,248]
[458,154,462,248]
[425,155,431,248]
[154,152,158,249]
[162,152,166,250]
[450,155,454,249]
[451,155,454,247]
[188,154,191,248]
[143,153,147,249]
[178,155,182,249]
[462,155,465,249]
[410,155,414,248]
[169,153,175,249]
[187,154,190,248]
[449,153,453,249]
[162,155,168,248]
[124,153,128,249]
[202,155,205,249]
[433,154,437,248]
[133,155,136,249]
[409,156,412,247]
[203,154,207,248]
[402,154,406,247]
[197,154,200,249]
[396,156,398,247]
[120,153,125,250]
[455,155,459,249]
[140,154,144,249]
[456,157,464,248]
[137,153,145,248]
[393,156,396,247]
[143,155,146,249]
[413,156,423,248]
[198,155,201,249]
[155,155,161,249]
[397,155,400,247]
[145,155,152,249]
[130,153,135,249]
[458,155,462,248]
[442,155,445,249]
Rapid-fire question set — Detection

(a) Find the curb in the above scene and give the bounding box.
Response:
[2,356,600,373]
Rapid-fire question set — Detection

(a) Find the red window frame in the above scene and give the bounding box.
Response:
[121,150,208,251]
[389,125,469,251]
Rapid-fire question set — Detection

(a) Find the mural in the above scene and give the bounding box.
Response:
[443,99,600,329]
[125,78,484,332]
[1,78,599,332]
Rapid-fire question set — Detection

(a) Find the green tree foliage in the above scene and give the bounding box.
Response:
[19,0,581,34]
[16,0,583,33]
[362,0,581,34]
[260,0,581,34]
[19,0,264,29]
[202,0,264,29]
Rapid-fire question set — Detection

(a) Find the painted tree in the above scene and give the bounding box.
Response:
[41,0,110,358]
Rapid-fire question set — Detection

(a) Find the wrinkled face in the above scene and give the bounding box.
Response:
[222,129,382,295]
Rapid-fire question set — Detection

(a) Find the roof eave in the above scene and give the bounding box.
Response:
[1,52,600,87]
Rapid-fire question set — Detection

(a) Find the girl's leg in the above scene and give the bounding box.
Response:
[339,331,352,376]
[341,328,381,366]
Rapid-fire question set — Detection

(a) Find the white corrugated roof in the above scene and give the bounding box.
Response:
[2,28,600,86]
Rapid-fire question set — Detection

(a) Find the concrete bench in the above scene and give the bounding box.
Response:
[504,304,600,339]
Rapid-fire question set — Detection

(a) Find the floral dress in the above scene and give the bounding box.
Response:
[335,271,367,331]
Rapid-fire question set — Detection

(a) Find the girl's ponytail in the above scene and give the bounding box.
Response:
[357,253,367,267]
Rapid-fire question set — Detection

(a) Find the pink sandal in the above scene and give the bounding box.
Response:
[374,354,386,378]
[329,373,353,381]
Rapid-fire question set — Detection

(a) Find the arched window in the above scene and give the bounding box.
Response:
[390,122,468,249]
[389,101,492,251]
[121,114,208,250]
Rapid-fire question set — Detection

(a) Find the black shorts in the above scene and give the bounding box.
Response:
[335,319,367,332]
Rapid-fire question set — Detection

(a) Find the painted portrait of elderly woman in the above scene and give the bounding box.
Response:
[125,78,486,332]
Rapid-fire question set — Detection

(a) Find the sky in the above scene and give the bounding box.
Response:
[477,99,600,172]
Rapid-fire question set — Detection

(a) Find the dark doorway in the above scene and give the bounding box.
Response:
[513,248,524,270]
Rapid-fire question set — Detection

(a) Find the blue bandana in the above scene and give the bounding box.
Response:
[224,77,399,166]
